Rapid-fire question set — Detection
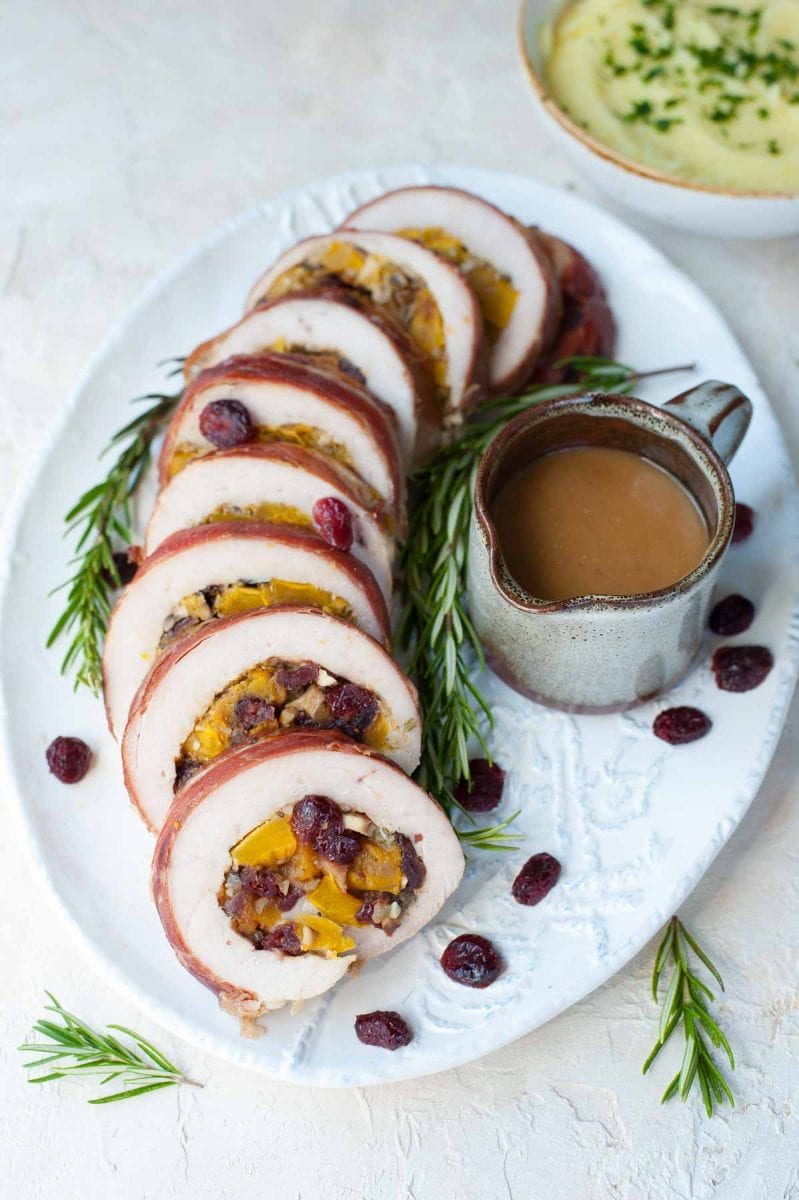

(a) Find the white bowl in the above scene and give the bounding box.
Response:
[518,0,799,239]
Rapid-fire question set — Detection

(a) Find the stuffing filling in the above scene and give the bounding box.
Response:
[175,659,393,788]
[259,242,448,396]
[167,423,355,479]
[218,795,426,958]
[158,581,353,654]
[201,502,314,530]
[398,227,518,344]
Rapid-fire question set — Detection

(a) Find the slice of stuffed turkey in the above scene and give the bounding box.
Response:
[183,293,438,465]
[532,232,617,384]
[151,731,465,1025]
[342,185,561,394]
[160,352,404,522]
[102,523,389,740]
[144,443,395,602]
[243,231,485,428]
[123,606,421,832]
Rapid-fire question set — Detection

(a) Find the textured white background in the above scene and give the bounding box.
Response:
[2,2,798,1197]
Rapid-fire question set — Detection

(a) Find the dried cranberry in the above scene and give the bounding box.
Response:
[354,892,394,926]
[398,834,426,891]
[45,736,92,784]
[326,683,378,738]
[103,549,138,588]
[199,398,254,448]
[174,758,201,791]
[222,890,248,919]
[234,695,276,732]
[316,826,362,865]
[653,706,712,745]
[275,883,303,913]
[355,1011,413,1050]
[239,866,280,898]
[290,794,343,844]
[732,503,755,544]
[453,759,505,813]
[312,496,353,552]
[512,853,561,907]
[709,594,755,637]
[274,661,319,693]
[259,924,303,956]
[712,644,774,692]
[440,934,504,989]
[337,357,367,386]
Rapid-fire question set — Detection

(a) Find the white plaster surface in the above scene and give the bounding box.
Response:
[1,2,798,1197]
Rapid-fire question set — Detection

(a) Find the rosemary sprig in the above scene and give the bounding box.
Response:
[19,993,197,1104]
[47,383,183,692]
[643,916,735,1116]
[398,357,695,849]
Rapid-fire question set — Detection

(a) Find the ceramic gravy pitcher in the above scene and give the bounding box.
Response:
[466,381,752,712]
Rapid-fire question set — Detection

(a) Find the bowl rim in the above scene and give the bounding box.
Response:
[517,0,799,203]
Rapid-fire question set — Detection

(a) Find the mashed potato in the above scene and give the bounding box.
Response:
[544,0,799,192]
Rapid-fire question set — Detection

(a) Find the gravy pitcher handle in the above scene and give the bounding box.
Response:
[664,380,752,465]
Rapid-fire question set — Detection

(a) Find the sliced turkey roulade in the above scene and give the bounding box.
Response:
[342,185,561,394]
[159,353,404,521]
[144,443,394,601]
[183,294,438,464]
[533,233,616,384]
[103,523,389,739]
[244,231,485,427]
[123,606,421,832]
[152,731,464,1024]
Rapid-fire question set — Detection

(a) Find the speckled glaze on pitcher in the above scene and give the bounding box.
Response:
[467,381,752,712]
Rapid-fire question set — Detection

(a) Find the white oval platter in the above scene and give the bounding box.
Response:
[2,165,798,1087]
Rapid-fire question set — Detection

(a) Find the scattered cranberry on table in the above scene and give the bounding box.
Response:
[653,706,712,746]
[46,736,92,784]
[712,645,774,693]
[453,758,505,813]
[355,1010,413,1050]
[731,502,755,544]
[199,398,254,448]
[709,594,755,637]
[440,933,504,989]
[312,496,353,552]
[512,853,561,907]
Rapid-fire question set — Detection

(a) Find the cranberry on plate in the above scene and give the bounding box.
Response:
[712,645,774,693]
[731,503,755,544]
[653,706,712,746]
[355,1010,413,1050]
[708,594,755,637]
[441,933,504,988]
[512,853,561,907]
[453,758,505,813]
[45,736,92,784]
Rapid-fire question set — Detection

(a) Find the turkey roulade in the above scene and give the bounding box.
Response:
[152,732,465,1025]
[123,606,421,831]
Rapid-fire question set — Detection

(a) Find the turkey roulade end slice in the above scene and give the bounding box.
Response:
[243,230,485,428]
[532,232,616,384]
[102,523,389,740]
[342,185,561,394]
[183,293,438,466]
[144,443,395,602]
[123,605,422,832]
[152,731,465,1026]
[159,352,404,522]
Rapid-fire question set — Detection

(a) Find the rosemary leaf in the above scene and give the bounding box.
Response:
[47,380,182,691]
[20,995,197,1104]
[644,917,735,1116]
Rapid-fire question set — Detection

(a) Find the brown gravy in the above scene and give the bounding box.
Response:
[490,446,710,601]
